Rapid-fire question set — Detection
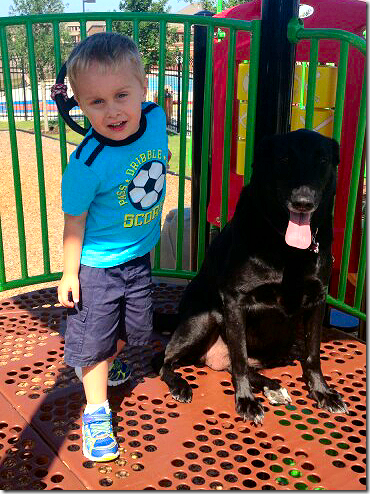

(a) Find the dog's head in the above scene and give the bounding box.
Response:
[251,129,340,249]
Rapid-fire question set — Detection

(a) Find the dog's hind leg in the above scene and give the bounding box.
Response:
[160,311,221,403]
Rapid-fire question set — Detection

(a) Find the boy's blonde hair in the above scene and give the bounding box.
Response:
[67,32,145,96]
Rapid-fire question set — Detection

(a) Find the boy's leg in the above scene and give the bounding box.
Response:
[68,264,130,386]
[81,360,119,462]
[75,339,130,385]
[106,338,131,386]
[82,360,109,404]
[124,253,154,347]
[63,264,125,461]
[107,338,126,363]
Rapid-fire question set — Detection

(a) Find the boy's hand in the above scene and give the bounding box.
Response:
[59,212,87,308]
[58,274,80,308]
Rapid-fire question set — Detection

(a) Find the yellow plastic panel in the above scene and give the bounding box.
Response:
[238,102,248,139]
[236,139,246,175]
[293,65,338,108]
[237,62,249,101]
[291,107,335,137]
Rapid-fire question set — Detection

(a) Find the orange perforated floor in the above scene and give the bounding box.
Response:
[0,283,366,490]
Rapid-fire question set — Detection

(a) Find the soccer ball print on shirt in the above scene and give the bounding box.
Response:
[128,160,166,210]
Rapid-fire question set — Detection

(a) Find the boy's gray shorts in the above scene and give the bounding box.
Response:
[64,253,153,367]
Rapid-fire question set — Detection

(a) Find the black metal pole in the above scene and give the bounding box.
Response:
[176,58,181,133]
[254,0,299,147]
[190,10,213,271]
[21,64,28,121]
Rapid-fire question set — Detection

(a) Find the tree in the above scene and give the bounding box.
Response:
[113,0,179,70]
[186,0,251,14]
[7,0,73,131]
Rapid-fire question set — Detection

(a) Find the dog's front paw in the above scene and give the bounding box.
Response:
[309,387,349,414]
[170,374,193,403]
[236,396,264,424]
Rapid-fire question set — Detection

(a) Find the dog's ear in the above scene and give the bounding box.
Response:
[331,138,340,167]
[252,134,275,169]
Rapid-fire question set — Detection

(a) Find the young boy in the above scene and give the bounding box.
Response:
[57,32,168,462]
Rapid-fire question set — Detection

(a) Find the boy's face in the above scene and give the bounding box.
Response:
[74,61,146,141]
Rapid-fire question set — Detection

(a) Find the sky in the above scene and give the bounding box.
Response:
[0,0,188,17]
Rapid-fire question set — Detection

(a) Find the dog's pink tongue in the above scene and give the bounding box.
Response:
[285,212,312,249]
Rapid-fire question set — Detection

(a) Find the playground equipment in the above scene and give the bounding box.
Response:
[208,0,366,317]
[0,7,365,318]
[0,7,366,490]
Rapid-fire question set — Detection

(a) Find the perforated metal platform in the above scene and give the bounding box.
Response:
[0,284,366,490]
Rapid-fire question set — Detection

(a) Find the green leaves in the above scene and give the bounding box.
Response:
[113,0,178,70]
[7,0,73,81]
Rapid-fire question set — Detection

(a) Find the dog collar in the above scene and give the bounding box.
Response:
[308,229,319,254]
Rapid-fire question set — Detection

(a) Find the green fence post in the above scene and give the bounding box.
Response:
[332,41,349,144]
[52,20,68,174]
[0,24,28,280]
[153,19,167,271]
[26,21,51,276]
[337,71,366,302]
[196,25,213,269]
[220,27,236,229]
[175,21,191,272]
[244,19,261,185]
[305,38,319,130]
[0,216,6,290]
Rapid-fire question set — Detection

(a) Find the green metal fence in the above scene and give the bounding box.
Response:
[288,19,366,321]
[0,12,366,323]
[0,12,260,289]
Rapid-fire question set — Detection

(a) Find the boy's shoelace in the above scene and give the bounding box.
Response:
[84,413,112,437]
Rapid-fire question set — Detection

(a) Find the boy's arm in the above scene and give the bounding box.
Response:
[58,212,87,308]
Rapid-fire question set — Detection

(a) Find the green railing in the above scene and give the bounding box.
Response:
[0,12,260,287]
[288,20,366,321]
[0,13,366,323]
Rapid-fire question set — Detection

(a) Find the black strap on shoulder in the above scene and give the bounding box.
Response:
[76,134,94,159]
[85,142,105,166]
[143,103,158,115]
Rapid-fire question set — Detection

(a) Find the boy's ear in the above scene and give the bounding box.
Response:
[142,77,148,101]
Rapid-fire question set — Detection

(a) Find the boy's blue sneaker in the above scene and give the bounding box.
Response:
[82,407,119,462]
[75,358,131,386]
[107,358,131,386]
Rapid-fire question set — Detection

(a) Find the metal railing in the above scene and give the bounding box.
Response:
[288,19,366,321]
[0,12,260,288]
[0,60,194,134]
[0,12,365,323]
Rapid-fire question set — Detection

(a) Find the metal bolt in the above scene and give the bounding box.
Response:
[115,470,129,478]
[115,458,127,467]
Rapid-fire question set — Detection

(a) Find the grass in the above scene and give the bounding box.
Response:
[0,119,192,176]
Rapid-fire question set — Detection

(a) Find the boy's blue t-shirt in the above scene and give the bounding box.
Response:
[62,102,168,268]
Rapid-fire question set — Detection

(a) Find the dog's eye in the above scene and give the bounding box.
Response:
[275,156,290,176]
[277,156,288,163]
[277,156,289,167]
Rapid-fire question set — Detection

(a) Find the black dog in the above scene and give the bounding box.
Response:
[159,129,348,424]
